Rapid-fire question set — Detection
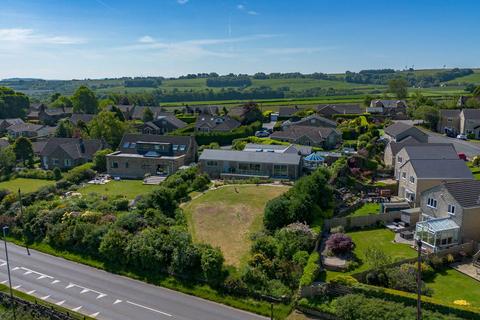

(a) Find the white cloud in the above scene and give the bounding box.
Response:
[247,10,259,15]
[263,47,338,55]
[138,35,155,43]
[237,3,259,15]
[177,0,189,4]
[237,4,245,10]
[0,28,85,45]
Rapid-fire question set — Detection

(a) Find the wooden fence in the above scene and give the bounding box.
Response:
[323,211,401,230]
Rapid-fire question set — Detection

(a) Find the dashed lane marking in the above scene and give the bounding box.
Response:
[90,312,100,318]
[126,300,172,317]
[40,295,50,300]
[56,300,65,306]
[65,283,107,299]
[13,285,21,289]
[52,280,60,285]
[27,290,36,295]
[113,299,122,305]
[0,280,8,284]
[72,306,82,312]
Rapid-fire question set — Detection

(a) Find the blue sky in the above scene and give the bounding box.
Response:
[0,0,478,79]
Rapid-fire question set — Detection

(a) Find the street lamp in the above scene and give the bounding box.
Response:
[416,237,422,320]
[3,226,16,319]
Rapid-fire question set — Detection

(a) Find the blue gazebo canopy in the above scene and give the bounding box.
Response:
[305,152,325,162]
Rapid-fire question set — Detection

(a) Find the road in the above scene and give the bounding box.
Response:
[426,130,480,159]
[0,243,266,320]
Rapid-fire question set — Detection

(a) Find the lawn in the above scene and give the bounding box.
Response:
[183,184,289,267]
[78,180,156,199]
[0,178,55,193]
[325,228,416,280]
[467,162,480,180]
[348,203,381,217]
[426,268,480,307]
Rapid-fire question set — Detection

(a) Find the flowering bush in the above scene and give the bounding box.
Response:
[326,233,354,254]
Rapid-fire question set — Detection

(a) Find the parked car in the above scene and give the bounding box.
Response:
[456,134,468,140]
[255,130,270,138]
[458,153,467,161]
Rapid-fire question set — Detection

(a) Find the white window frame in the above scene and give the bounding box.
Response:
[401,172,406,179]
[409,176,415,184]
[448,204,456,215]
[427,197,437,208]
[397,156,403,164]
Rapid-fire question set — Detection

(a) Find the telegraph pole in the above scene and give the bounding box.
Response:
[416,238,422,320]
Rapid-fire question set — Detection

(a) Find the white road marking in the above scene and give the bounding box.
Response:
[0,263,6,267]
[41,295,50,300]
[0,280,7,284]
[52,280,60,285]
[80,288,90,294]
[12,267,19,271]
[90,312,100,318]
[126,301,172,317]
[19,267,53,280]
[13,285,21,289]
[113,299,122,305]
[72,306,82,312]
[56,300,65,306]
[97,293,107,299]
[27,290,36,295]
[65,282,107,299]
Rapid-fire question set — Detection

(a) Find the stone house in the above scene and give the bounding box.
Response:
[141,115,187,135]
[195,115,241,133]
[199,149,301,180]
[7,123,55,139]
[270,125,342,149]
[383,136,423,168]
[367,99,408,117]
[415,180,480,252]
[106,134,197,179]
[384,122,428,143]
[0,118,24,133]
[281,114,337,130]
[316,104,364,118]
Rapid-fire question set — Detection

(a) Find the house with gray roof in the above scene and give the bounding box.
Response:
[243,143,312,156]
[68,113,95,126]
[131,106,167,120]
[7,123,56,139]
[281,114,337,130]
[33,137,105,170]
[397,158,473,206]
[278,106,299,119]
[199,149,301,180]
[367,99,408,117]
[394,143,459,178]
[37,105,73,125]
[195,115,241,133]
[0,118,24,133]
[437,108,480,138]
[415,180,480,253]
[384,122,428,143]
[141,115,187,135]
[184,105,219,116]
[317,104,364,118]
[437,109,461,134]
[270,125,342,149]
[383,136,423,168]
[106,134,197,178]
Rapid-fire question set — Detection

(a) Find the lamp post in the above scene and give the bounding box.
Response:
[416,237,422,320]
[3,226,16,319]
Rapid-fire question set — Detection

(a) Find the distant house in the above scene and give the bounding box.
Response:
[141,115,187,135]
[394,144,459,179]
[437,109,480,138]
[270,125,342,149]
[106,134,197,178]
[7,123,55,139]
[33,137,105,170]
[415,180,480,253]
[383,136,423,168]
[26,103,44,122]
[199,149,301,180]
[384,122,428,143]
[397,159,473,206]
[278,106,299,119]
[184,105,219,115]
[68,113,95,126]
[131,106,167,121]
[281,115,337,130]
[37,105,72,125]
[195,115,241,133]
[0,118,24,133]
[367,99,408,117]
[317,104,364,118]
[243,143,312,156]
[107,105,135,120]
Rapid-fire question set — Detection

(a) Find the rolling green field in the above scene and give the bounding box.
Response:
[78,180,156,199]
[0,178,55,193]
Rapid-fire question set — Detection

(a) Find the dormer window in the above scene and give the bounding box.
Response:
[427,197,437,208]
[448,204,456,215]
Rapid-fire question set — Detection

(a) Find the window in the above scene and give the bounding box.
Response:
[64,159,72,167]
[125,162,129,168]
[112,162,119,169]
[122,142,130,148]
[448,204,456,215]
[427,197,437,208]
[179,145,186,151]
[172,144,179,151]
[409,176,415,184]
[397,156,403,163]
[401,172,406,179]
[273,165,288,177]
[130,143,136,148]
[52,158,59,166]
[206,161,218,167]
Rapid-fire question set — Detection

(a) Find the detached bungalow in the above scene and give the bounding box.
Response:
[199,149,301,180]
[7,123,55,139]
[195,116,241,133]
[281,114,337,130]
[270,125,342,149]
[317,104,364,118]
[141,115,187,135]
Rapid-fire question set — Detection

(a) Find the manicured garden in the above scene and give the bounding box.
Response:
[0,178,55,193]
[348,203,381,217]
[78,180,156,199]
[426,268,480,307]
[183,184,289,266]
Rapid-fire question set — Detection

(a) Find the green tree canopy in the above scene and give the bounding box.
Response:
[88,111,129,148]
[387,78,408,99]
[0,146,16,174]
[55,119,74,138]
[142,107,154,122]
[0,86,29,119]
[72,85,98,114]
[93,148,113,172]
[13,136,34,165]
[50,96,73,110]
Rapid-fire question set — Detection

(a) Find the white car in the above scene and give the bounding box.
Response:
[456,134,468,141]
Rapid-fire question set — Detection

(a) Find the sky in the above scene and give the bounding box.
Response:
[0,0,478,79]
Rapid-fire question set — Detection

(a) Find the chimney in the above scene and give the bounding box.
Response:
[79,138,86,154]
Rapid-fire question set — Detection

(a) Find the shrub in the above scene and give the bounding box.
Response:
[326,233,354,255]
[53,167,62,180]
[299,252,320,287]
[17,168,55,180]
[93,149,113,172]
[63,163,96,184]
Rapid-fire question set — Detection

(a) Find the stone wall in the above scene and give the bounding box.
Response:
[324,211,402,230]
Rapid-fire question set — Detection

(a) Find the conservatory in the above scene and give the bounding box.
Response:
[415,217,460,253]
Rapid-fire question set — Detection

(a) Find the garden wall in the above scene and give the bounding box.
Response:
[323,211,401,230]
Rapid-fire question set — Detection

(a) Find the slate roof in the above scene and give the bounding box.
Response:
[69,113,95,125]
[43,107,73,116]
[388,136,423,156]
[131,106,167,120]
[317,104,364,115]
[33,138,104,160]
[153,115,187,129]
[462,109,480,120]
[439,109,461,118]
[403,159,473,179]
[199,149,301,165]
[7,123,44,133]
[284,114,337,128]
[0,118,24,126]
[117,134,194,155]
[384,122,427,141]
[185,105,219,115]
[271,125,340,144]
[372,99,407,108]
[401,144,458,160]
[278,106,298,117]
[443,180,480,208]
[195,116,241,131]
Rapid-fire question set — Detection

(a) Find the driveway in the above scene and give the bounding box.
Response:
[426,130,480,159]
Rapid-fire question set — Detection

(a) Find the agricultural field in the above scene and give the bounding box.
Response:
[183,184,289,267]
[0,178,55,194]
[447,69,480,85]
[78,180,156,199]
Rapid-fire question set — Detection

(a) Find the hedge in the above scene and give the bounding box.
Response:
[332,113,371,120]
[299,252,321,287]
[176,115,197,124]
[194,121,263,146]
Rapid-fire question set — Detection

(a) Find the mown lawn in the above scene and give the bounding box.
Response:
[0,178,55,193]
[325,228,416,280]
[426,268,480,307]
[78,180,156,199]
[348,203,381,217]
[183,184,289,267]
[467,162,480,180]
